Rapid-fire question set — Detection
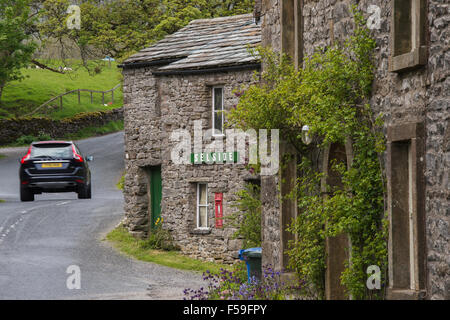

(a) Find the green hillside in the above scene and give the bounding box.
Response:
[0,60,123,120]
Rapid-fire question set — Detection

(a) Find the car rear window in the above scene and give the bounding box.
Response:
[30,143,73,159]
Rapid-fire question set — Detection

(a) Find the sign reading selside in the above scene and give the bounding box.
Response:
[190,151,239,164]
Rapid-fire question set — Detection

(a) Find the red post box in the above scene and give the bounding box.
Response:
[215,193,223,228]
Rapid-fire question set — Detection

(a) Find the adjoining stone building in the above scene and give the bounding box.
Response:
[120,14,261,264]
[257,0,449,300]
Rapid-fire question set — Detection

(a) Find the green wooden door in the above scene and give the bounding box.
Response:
[149,166,162,229]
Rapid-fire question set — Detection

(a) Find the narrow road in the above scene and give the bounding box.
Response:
[0,132,203,299]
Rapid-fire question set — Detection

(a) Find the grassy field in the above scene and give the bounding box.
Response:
[106,226,229,274]
[0,59,123,119]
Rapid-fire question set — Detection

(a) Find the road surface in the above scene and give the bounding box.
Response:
[0,132,203,299]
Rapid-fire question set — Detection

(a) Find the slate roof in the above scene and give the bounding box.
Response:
[122,14,261,72]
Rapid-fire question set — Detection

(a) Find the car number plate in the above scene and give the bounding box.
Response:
[41,163,63,168]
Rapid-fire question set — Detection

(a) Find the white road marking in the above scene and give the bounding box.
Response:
[56,201,71,206]
[0,200,75,246]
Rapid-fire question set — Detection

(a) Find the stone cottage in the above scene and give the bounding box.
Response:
[257,0,448,300]
[120,14,261,264]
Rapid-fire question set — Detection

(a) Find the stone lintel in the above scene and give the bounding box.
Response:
[387,122,425,142]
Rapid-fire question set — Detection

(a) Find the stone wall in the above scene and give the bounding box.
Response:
[260,0,449,299]
[0,108,124,145]
[122,67,260,264]
[424,0,449,300]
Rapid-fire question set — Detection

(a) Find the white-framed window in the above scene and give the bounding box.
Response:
[196,183,209,229]
[212,87,224,136]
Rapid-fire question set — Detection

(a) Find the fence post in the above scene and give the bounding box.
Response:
[111,90,114,104]
[90,92,93,104]
[102,92,105,105]
[78,89,81,104]
[60,95,63,109]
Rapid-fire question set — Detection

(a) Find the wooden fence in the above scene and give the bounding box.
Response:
[27,83,122,116]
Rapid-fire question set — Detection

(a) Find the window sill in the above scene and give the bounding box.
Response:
[190,228,212,235]
[386,289,427,300]
[389,46,427,73]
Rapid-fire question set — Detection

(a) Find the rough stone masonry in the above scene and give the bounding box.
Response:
[121,14,261,264]
[257,0,449,300]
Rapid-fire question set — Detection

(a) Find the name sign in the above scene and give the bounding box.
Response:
[190,152,238,164]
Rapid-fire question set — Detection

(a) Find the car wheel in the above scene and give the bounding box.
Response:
[77,183,91,199]
[20,186,34,202]
[86,183,92,199]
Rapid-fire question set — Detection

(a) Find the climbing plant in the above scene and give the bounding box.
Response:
[227,182,262,249]
[228,8,387,299]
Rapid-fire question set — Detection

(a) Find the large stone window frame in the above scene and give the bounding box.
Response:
[386,122,427,300]
[321,139,354,300]
[389,0,427,72]
[281,0,304,69]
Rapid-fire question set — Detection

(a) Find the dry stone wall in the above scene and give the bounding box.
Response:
[0,108,123,145]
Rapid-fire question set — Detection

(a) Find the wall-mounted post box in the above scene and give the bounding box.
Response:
[215,193,223,228]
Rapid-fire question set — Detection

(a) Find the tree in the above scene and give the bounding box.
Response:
[35,0,255,64]
[0,0,255,99]
[0,0,36,102]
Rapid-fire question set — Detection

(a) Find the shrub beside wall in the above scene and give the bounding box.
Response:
[0,108,123,145]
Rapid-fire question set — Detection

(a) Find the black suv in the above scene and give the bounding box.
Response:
[19,141,92,201]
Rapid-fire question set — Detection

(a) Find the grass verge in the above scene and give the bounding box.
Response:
[0,154,5,159]
[0,199,5,203]
[106,225,228,274]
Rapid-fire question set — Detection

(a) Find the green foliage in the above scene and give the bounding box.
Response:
[63,120,124,140]
[9,120,123,146]
[228,47,301,147]
[116,173,125,191]
[0,59,123,119]
[227,183,262,249]
[16,132,52,145]
[0,0,36,102]
[140,217,179,251]
[286,160,326,299]
[36,0,254,63]
[229,9,387,299]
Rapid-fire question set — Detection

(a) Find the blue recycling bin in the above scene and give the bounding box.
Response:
[238,247,262,283]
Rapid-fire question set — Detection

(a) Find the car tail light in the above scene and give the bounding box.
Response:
[20,146,32,164]
[72,145,84,162]
[21,181,29,185]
